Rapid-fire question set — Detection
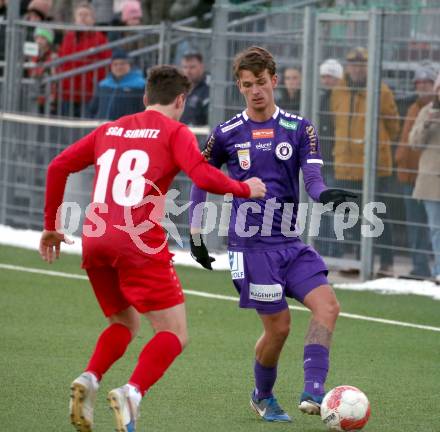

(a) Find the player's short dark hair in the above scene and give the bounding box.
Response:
[146,65,191,105]
[233,46,277,79]
[182,52,204,63]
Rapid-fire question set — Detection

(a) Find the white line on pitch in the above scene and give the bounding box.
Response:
[2,262,440,333]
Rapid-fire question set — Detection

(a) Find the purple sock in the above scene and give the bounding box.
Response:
[303,344,329,396]
[254,360,277,400]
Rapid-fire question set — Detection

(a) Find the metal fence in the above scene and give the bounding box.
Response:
[2,3,440,280]
[0,113,209,250]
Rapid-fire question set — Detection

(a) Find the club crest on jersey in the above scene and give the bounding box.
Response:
[275,142,293,160]
[237,149,251,170]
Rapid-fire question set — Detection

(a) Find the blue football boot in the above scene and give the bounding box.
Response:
[250,390,292,422]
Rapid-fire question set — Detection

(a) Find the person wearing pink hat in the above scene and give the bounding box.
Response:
[25,0,52,21]
[109,0,146,68]
[121,0,143,25]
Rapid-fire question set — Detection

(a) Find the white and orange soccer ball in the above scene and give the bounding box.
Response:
[320,385,371,431]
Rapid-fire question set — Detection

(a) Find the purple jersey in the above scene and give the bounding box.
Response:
[194,106,327,251]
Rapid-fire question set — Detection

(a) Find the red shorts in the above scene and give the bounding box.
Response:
[86,261,184,317]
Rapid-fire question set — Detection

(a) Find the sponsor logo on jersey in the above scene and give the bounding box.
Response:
[279,118,299,130]
[228,251,245,280]
[305,125,318,154]
[123,129,160,139]
[252,129,274,139]
[234,141,251,149]
[275,142,293,160]
[237,149,251,170]
[249,283,283,302]
[106,126,124,136]
[221,119,243,133]
[255,142,272,151]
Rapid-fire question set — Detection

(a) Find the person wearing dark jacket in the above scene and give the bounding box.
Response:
[180,52,210,126]
[88,48,145,120]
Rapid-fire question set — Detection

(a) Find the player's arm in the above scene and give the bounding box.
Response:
[299,121,356,211]
[40,127,99,263]
[177,127,264,270]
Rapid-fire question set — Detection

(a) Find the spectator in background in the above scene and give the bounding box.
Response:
[331,47,400,277]
[121,0,142,25]
[23,0,53,44]
[109,1,148,69]
[88,48,145,120]
[410,73,440,282]
[180,52,209,126]
[24,0,52,21]
[314,58,344,258]
[0,0,6,20]
[276,66,301,114]
[319,59,344,180]
[58,2,111,117]
[28,27,57,114]
[395,63,436,279]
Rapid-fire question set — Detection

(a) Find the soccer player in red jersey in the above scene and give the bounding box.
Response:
[39,65,266,432]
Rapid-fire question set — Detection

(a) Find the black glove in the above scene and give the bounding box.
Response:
[319,189,358,212]
[190,234,216,270]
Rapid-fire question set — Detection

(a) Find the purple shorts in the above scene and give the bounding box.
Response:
[228,242,328,315]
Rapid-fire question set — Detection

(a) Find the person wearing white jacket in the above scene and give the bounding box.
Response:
[410,73,440,281]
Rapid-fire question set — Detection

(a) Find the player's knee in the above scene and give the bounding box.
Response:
[127,321,140,338]
[272,321,290,341]
[173,330,189,350]
[108,313,140,338]
[316,298,340,321]
[330,298,341,319]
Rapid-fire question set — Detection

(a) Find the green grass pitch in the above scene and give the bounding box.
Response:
[0,244,439,431]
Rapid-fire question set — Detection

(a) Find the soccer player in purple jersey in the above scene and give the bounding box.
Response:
[189,46,356,422]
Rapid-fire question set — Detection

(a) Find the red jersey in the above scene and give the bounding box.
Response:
[44,110,250,268]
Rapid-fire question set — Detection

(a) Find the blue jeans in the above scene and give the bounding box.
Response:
[401,184,431,276]
[423,200,440,277]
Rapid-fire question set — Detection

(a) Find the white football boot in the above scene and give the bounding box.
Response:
[107,384,141,432]
[69,372,99,431]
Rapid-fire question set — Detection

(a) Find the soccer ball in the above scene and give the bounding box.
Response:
[320,385,370,431]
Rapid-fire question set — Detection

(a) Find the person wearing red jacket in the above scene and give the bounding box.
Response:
[39,65,266,432]
[58,2,111,117]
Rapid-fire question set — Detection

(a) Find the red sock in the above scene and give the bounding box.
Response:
[86,323,132,381]
[129,331,182,395]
